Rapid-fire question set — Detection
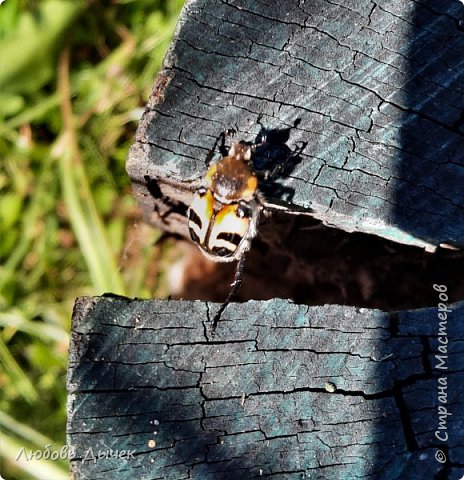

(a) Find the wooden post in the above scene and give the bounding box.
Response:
[127,0,464,251]
[67,296,464,478]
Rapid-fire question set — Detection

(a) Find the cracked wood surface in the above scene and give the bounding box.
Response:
[127,0,464,251]
[67,297,464,479]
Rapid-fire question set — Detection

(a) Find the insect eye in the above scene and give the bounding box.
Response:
[237,202,251,218]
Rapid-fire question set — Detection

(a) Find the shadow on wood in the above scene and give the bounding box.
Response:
[393,1,464,249]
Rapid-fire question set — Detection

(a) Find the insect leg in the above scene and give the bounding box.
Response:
[204,128,237,166]
[211,253,247,332]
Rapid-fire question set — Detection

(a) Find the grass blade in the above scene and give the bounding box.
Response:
[55,133,126,294]
[0,335,38,403]
[0,432,68,480]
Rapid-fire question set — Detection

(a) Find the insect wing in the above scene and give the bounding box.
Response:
[188,190,214,247]
[207,204,250,258]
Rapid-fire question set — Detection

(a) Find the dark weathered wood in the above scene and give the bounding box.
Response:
[67,296,464,479]
[127,0,464,251]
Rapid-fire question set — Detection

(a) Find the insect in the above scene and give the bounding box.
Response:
[187,128,301,330]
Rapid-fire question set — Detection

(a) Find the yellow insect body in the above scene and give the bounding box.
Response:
[188,140,262,263]
[188,188,258,262]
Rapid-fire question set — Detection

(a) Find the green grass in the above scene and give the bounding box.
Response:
[0,1,184,478]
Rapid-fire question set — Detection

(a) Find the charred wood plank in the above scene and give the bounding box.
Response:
[67,296,464,479]
[127,0,464,252]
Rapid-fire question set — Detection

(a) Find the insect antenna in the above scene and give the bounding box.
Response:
[211,253,247,332]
